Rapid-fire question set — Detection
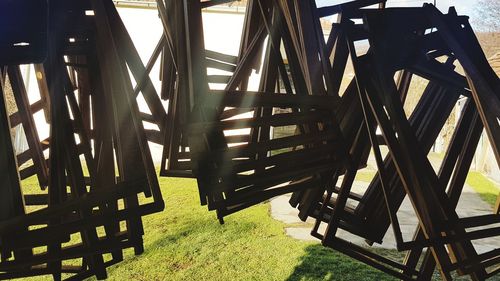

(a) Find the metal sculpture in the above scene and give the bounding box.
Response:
[0,0,498,280]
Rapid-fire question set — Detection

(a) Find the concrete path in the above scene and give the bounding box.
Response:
[271,181,500,254]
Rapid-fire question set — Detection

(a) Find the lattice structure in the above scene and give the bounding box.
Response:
[290,2,500,280]
[155,0,500,279]
[0,0,499,280]
[0,1,164,280]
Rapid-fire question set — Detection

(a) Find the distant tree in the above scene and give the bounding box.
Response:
[473,0,500,32]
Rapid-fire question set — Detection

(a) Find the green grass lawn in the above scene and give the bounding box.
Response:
[93,177,400,281]
[25,176,400,281]
[466,171,500,207]
[22,170,500,280]
[354,170,376,183]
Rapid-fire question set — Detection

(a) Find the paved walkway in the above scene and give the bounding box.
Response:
[271,181,500,254]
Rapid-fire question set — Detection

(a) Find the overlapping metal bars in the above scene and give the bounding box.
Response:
[0,0,499,280]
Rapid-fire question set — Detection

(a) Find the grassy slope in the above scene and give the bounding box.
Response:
[99,177,397,281]
[356,169,500,209]
[87,175,500,281]
[22,171,500,280]
[25,176,397,281]
[466,171,500,207]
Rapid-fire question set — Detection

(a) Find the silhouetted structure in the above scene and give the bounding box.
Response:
[0,0,499,280]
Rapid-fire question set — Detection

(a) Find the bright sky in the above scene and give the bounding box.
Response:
[315,0,488,31]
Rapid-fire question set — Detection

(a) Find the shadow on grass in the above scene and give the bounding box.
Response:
[286,245,398,281]
[287,245,500,281]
